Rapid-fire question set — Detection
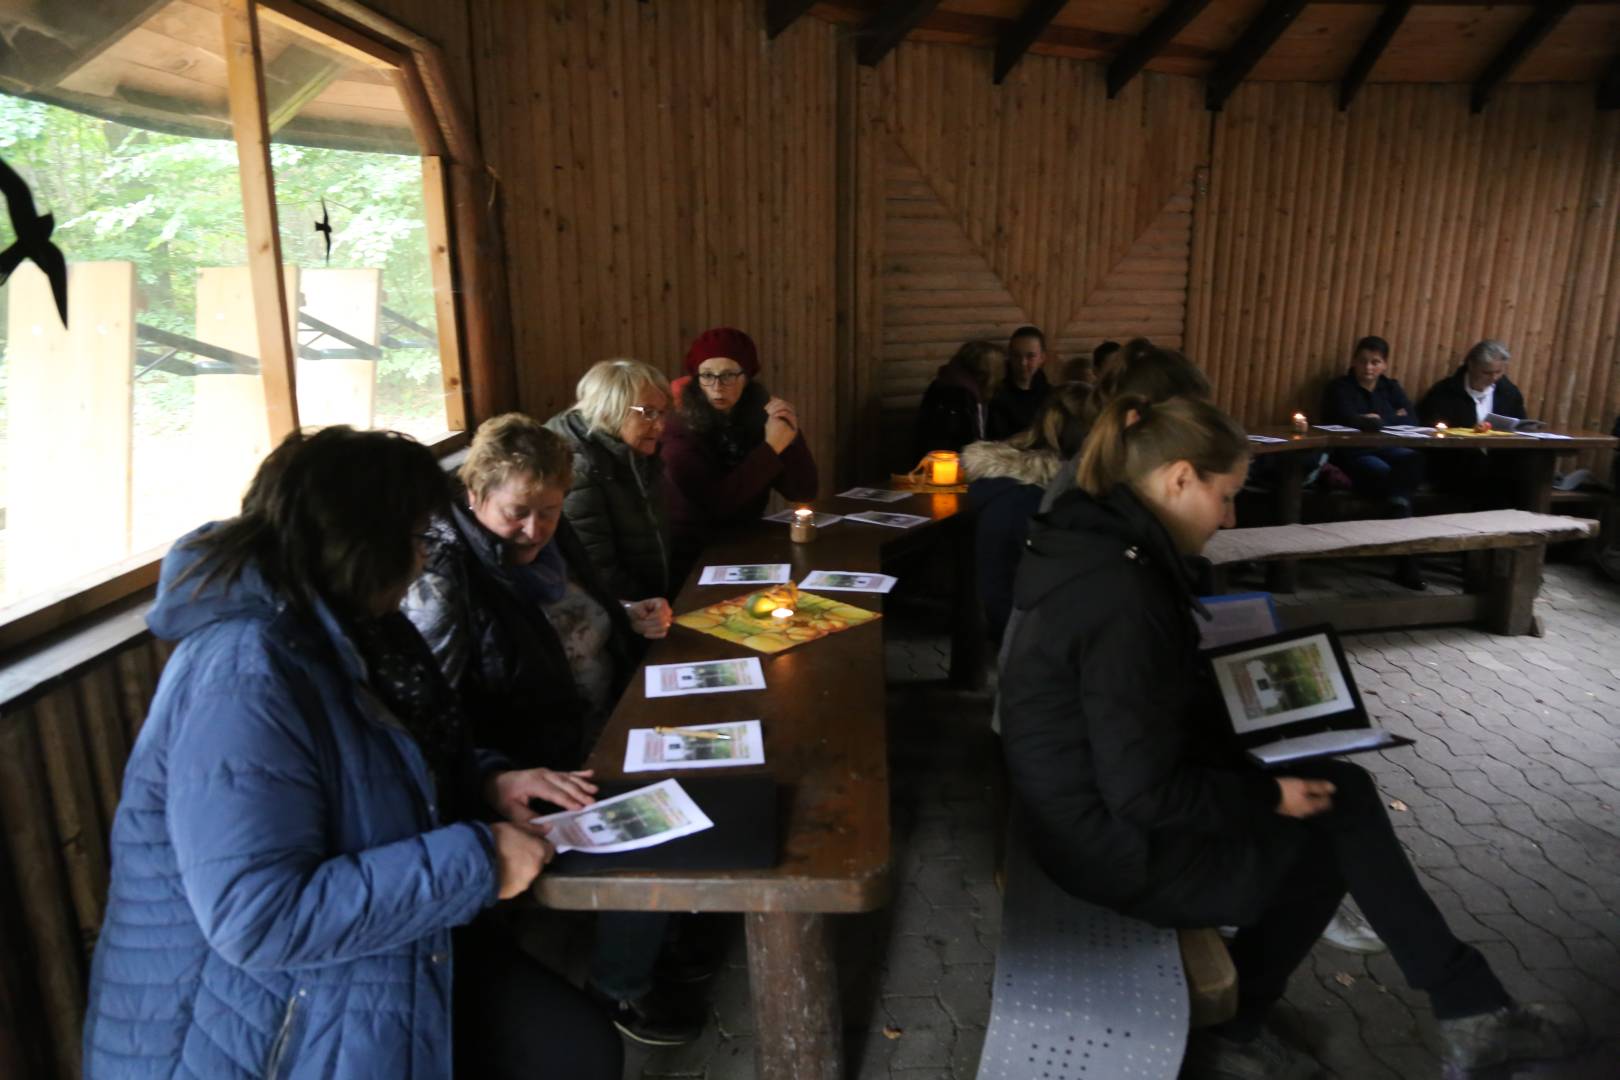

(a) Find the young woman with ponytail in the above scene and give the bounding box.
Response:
[999,395,1578,1077]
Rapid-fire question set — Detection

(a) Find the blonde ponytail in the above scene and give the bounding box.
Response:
[1075,395,1248,497]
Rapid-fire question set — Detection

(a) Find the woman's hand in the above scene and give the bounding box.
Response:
[626,597,673,639]
[1275,777,1335,819]
[764,396,799,453]
[490,822,555,900]
[486,767,599,818]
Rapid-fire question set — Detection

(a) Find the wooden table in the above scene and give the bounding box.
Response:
[534,488,963,1080]
[1244,426,1616,590]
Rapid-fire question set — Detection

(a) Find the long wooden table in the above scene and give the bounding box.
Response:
[1244,425,1616,590]
[534,488,965,1080]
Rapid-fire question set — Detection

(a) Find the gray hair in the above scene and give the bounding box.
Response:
[573,358,671,434]
[1463,340,1511,368]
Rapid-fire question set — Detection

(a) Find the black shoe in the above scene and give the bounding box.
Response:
[586,983,706,1046]
[653,914,731,983]
[1438,1003,1584,1070]
[1395,556,1427,591]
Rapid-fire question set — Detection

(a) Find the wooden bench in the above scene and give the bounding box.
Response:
[976,820,1237,1080]
[1204,510,1600,636]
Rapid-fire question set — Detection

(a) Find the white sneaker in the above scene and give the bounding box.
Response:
[1321,902,1386,955]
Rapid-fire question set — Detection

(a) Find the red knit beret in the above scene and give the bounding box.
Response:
[683,327,760,377]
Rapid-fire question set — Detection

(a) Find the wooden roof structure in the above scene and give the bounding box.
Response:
[0,0,417,151]
[775,0,1620,110]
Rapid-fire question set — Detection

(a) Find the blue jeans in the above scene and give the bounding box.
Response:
[1336,447,1424,507]
[588,911,669,999]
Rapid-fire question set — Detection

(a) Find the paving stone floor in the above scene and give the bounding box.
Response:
[611,559,1620,1079]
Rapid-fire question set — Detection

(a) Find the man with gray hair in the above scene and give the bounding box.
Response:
[1417,339,1528,429]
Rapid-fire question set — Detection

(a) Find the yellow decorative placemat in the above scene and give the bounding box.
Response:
[674,590,881,654]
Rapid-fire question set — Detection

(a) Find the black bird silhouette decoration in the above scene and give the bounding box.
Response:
[315,197,333,264]
[0,154,68,327]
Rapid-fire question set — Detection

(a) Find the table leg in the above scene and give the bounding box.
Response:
[746,912,842,1080]
[1266,452,1308,593]
[949,515,987,689]
[1514,453,1557,514]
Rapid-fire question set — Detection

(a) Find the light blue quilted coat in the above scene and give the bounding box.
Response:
[82,526,499,1078]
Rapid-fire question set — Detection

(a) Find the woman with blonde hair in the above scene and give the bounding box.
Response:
[546,358,675,600]
[1000,396,1577,1077]
[912,338,1006,460]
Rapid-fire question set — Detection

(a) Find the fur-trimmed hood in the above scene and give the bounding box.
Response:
[961,440,1064,488]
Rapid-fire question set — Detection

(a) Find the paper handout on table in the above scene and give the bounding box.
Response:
[1486,413,1543,432]
[624,720,765,772]
[1248,434,1289,444]
[1311,424,1359,433]
[644,657,766,698]
[529,778,714,853]
[763,508,842,527]
[799,569,897,594]
[838,486,913,503]
[699,563,791,586]
[845,510,930,529]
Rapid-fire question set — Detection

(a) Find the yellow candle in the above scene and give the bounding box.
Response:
[929,452,960,486]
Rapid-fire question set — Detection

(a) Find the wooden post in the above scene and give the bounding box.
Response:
[298,268,381,429]
[1513,452,1558,514]
[745,912,842,1080]
[1265,451,1307,592]
[3,262,135,601]
[1487,544,1544,635]
[421,158,469,431]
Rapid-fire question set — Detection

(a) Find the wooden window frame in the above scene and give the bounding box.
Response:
[0,0,489,657]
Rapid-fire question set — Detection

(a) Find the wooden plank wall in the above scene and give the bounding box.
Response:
[1187,81,1620,447]
[469,1,842,482]
[0,637,170,1080]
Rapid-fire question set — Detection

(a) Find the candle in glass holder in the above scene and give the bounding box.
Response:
[926,450,960,486]
[789,507,817,544]
[1435,421,1449,434]
[770,606,794,621]
[1291,412,1309,433]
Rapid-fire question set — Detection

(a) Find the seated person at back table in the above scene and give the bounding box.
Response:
[403,414,708,1048]
[986,324,1053,440]
[1418,339,1531,507]
[999,394,1581,1079]
[1318,335,1425,515]
[912,338,1006,460]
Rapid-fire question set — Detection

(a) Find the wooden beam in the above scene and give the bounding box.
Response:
[1471,0,1576,114]
[1599,54,1620,108]
[1205,0,1309,112]
[261,44,345,135]
[1338,0,1411,111]
[220,0,299,442]
[856,0,945,67]
[994,0,1071,84]
[0,0,167,90]
[1106,0,1213,99]
[765,0,820,39]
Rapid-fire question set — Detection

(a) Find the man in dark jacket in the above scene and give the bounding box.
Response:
[986,325,1052,440]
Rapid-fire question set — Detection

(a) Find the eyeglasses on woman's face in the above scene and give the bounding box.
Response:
[697,370,744,387]
[627,403,666,423]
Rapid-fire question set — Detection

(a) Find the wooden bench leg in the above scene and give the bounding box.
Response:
[1178,928,1238,1027]
[747,912,842,1080]
[1487,545,1544,635]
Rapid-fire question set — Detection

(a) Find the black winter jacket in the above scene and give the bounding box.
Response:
[999,485,1282,915]
[545,409,672,600]
[401,501,634,770]
[1416,367,1528,429]
[912,365,987,461]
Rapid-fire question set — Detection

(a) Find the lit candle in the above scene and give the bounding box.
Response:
[1291,412,1308,433]
[928,451,960,486]
[1435,421,1449,434]
[770,607,794,621]
[790,507,817,544]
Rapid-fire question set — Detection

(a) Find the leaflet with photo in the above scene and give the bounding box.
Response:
[837,486,913,503]
[799,570,897,594]
[762,508,843,527]
[845,510,930,529]
[623,720,766,772]
[1197,592,1280,651]
[699,563,792,586]
[644,657,767,698]
[529,779,714,853]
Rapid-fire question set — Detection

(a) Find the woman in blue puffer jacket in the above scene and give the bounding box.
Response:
[81,426,621,1079]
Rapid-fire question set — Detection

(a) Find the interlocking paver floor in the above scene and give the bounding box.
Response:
[623,560,1620,1079]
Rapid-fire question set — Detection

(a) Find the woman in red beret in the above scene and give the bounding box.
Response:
[661,327,818,574]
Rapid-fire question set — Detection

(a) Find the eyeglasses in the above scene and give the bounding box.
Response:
[697,371,745,387]
[627,404,666,422]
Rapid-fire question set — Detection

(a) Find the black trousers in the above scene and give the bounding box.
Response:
[453,918,623,1080]
[1130,760,1510,1037]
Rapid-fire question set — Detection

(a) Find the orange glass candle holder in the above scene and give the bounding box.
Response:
[925,450,960,486]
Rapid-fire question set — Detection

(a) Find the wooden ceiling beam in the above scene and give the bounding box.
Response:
[1338,0,1411,111]
[1106,0,1213,99]
[765,0,821,39]
[1471,0,1576,113]
[0,0,168,90]
[994,0,1071,85]
[1206,0,1309,111]
[857,0,945,66]
[263,45,345,135]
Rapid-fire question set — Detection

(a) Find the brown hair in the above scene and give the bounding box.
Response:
[459,413,574,502]
[178,426,449,617]
[1076,394,1249,498]
[1009,382,1090,457]
[1083,338,1211,427]
[947,339,1007,400]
